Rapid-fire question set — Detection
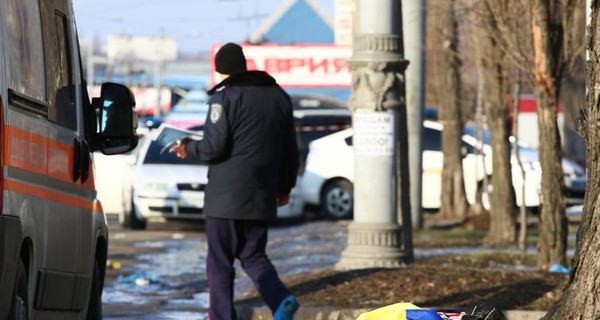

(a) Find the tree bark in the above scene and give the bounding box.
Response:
[530,0,567,270]
[478,2,517,244]
[438,0,470,219]
[543,1,600,318]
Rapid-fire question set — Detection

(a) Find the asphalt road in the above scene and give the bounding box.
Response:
[101,214,348,320]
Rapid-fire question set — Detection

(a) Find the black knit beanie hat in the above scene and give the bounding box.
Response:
[215,43,247,75]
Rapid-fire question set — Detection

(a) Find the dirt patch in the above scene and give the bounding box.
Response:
[237,217,572,313]
[281,256,565,311]
[237,253,567,312]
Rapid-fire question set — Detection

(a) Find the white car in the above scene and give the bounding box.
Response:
[120,125,208,229]
[301,120,586,219]
[163,89,209,130]
[96,125,303,229]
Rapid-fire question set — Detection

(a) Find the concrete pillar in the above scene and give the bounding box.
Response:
[402,0,426,229]
[336,0,409,270]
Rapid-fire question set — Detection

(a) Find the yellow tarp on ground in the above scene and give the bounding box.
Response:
[357,302,442,320]
[357,302,421,320]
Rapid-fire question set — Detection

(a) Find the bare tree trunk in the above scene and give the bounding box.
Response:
[512,77,529,252]
[530,0,567,270]
[543,1,600,318]
[438,0,470,219]
[478,2,517,244]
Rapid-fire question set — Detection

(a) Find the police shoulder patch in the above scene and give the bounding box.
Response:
[210,104,223,124]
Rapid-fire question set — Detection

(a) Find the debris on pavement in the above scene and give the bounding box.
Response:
[117,271,160,286]
[548,263,570,274]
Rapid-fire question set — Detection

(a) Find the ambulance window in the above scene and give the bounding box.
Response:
[50,11,76,130]
[4,0,46,102]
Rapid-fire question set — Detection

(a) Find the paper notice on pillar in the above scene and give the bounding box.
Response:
[354,112,395,156]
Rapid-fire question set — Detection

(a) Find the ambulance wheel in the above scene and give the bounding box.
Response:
[86,259,103,320]
[9,259,29,320]
[322,179,353,220]
[129,201,147,230]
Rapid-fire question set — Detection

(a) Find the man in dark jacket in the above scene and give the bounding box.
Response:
[172,42,300,320]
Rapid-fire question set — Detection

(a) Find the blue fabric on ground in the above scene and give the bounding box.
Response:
[407,309,444,320]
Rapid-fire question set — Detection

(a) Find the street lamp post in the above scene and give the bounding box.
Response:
[402,0,426,229]
[336,0,410,270]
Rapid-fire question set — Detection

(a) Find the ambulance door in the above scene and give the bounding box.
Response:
[66,0,97,294]
[32,0,90,311]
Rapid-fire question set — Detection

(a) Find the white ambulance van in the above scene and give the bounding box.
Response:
[0,0,138,319]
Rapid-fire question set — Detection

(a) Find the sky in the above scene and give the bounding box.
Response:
[73,0,335,53]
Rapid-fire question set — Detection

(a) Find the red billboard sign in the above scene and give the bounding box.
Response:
[210,44,352,88]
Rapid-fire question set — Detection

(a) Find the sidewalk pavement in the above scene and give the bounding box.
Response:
[237,305,547,320]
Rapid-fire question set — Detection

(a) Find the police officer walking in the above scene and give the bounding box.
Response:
[172,42,300,320]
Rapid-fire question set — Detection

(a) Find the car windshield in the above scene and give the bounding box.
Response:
[170,102,208,114]
[170,90,209,113]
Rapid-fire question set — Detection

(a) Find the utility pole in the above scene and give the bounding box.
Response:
[402,0,426,229]
[336,0,410,270]
[153,59,163,118]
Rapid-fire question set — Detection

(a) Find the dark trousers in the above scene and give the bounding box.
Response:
[206,217,290,320]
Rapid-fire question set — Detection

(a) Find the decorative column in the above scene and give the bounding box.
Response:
[336,0,409,270]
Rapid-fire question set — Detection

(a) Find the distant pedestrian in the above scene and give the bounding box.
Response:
[171,42,300,320]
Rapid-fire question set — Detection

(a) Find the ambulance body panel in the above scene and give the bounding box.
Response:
[0,0,138,318]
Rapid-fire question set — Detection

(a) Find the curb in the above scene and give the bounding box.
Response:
[237,306,368,320]
[237,306,547,320]
[503,310,547,320]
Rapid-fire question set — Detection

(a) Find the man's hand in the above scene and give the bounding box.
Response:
[276,193,290,207]
[172,137,190,158]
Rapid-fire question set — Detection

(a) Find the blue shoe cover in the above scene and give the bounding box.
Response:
[273,295,299,320]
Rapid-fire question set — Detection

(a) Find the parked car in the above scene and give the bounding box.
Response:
[290,93,348,110]
[301,120,586,219]
[288,93,352,173]
[115,125,207,229]
[98,93,350,226]
[93,137,145,216]
[461,123,586,207]
[163,89,209,129]
[104,124,303,229]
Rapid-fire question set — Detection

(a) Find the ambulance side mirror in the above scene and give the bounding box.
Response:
[93,82,139,155]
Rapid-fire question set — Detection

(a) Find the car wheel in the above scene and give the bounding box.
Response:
[129,199,147,230]
[119,209,131,229]
[86,259,103,320]
[9,259,28,320]
[322,180,353,220]
[478,178,492,212]
[119,190,132,228]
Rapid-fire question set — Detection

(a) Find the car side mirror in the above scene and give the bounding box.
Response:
[93,82,139,155]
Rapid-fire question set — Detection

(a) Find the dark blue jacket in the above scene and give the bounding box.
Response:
[185,71,299,221]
